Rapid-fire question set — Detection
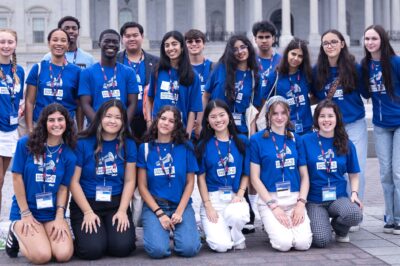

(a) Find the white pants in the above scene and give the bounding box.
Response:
[258,192,312,252]
[200,191,250,252]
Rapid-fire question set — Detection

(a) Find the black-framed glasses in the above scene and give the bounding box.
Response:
[234,45,248,54]
[322,39,340,47]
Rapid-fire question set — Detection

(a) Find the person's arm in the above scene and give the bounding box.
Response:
[69,166,101,233]
[145,97,153,129]
[195,92,210,137]
[186,111,195,136]
[197,173,218,223]
[233,175,249,202]
[138,167,174,230]
[50,185,70,242]
[25,84,37,133]
[112,162,136,232]
[171,172,195,225]
[291,165,310,226]
[349,173,363,208]
[126,94,138,125]
[75,99,84,132]
[80,95,96,122]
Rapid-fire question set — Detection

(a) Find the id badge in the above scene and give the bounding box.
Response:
[35,192,54,209]
[9,113,18,125]
[232,113,242,126]
[218,186,233,202]
[95,186,112,202]
[322,186,337,201]
[276,181,291,198]
[293,120,303,133]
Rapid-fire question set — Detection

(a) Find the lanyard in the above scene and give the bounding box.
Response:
[48,59,66,97]
[289,71,301,120]
[195,59,207,83]
[258,53,276,76]
[316,132,333,186]
[214,136,231,182]
[371,62,384,121]
[270,131,287,182]
[234,71,247,112]
[0,64,16,101]
[168,69,178,105]
[100,64,117,97]
[98,143,119,186]
[125,51,143,81]
[42,145,63,192]
[156,142,174,186]
[72,49,78,64]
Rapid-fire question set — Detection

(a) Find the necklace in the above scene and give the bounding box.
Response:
[46,143,63,158]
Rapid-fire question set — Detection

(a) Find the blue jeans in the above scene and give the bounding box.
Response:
[345,118,368,200]
[374,125,400,224]
[142,200,201,259]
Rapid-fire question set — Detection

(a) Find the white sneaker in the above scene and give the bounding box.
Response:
[349,225,360,232]
[335,234,350,243]
[234,242,246,250]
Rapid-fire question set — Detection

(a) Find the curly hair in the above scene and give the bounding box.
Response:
[218,34,260,105]
[143,105,189,146]
[196,100,246,161]
[27,103,76,158]
[79,99,132,164]
[313,99,349,155]
[263,100,294,140]
[315,29,358,94]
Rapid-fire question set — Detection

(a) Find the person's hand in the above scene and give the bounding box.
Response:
[171,212,183,225]
[205,204,219,223]
[49,218,69,242]
[194,123,202,139]
[158,214,175,231]
[351,192,363,209]
[81,211,101,234]
[112,210,130,232]
[291,203,305,227]
[18,104,25,117]
[271,206,291,228]
[231,195,243,203]
[21,214,40,237]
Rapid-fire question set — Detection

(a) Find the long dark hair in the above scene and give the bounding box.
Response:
[143,105,189,146]
[313,99,348,155]
[155,30,194,86]
[361,25,397,99]
[27,103,76,158]
[218,35,259,104]
[196,100,246,161]
[315,29,358,94]
[277,38,312,83]
[79,99,132,162]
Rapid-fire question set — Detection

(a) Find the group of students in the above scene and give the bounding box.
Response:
[0,15,399,263]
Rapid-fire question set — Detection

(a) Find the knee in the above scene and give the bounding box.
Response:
[294,237,312,251]
[29,249,52,264]
[207,238,232,253]
[75,240,105,260]
[53,245,73,262]
[175,242,201,257]
[270,237,293,252]
[144,243,170,259]
[312,233,331,248]
[108,240,135,257]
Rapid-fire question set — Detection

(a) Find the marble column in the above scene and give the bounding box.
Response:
[279,0,293,48]
[225,0,234,39]
[193,0,206,32]
[383,0,391,31]
[166,0,174,32]
[364,0,374,28]
[79,0,92,50]
[337,0,350,45]
[391,0,400,33]
[138,0,149,49]
[308,0,321,46]
[109,0,119,30]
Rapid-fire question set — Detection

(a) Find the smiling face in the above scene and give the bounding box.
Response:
[101,106,122,138]
[287,48,304,72]
[364,28,381,55]
[208,107,229,134]
[321,32,344,60]
[317,107,337,135]
[185,38,204,56]
[122,27,143,53]
[100,33,120,59]
[46,111,66,138]
[164,36,182,62]
[269,103,289,132]
[157,110,175,137]
[233,40,249,63]
[0,31,17,59]
[60,20,79,45]
[48,30,69,58]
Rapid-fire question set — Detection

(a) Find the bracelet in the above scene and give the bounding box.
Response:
[270,205,278,211]
[266,199,277,208]
[153,207,162,214]
[20,209,32,217]
[351,191,359,196]
[156,212,166,218]
[239,187,247,192]
[57,205,66,211]
[19,208,30,215]
[203,199,211,204]
[84,209,94,215]
[297,198,307,204]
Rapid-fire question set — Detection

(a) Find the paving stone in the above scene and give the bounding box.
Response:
[352,239,398,248]
[363,247,400,256]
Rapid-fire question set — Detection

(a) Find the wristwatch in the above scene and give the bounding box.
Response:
[266,199,277,208]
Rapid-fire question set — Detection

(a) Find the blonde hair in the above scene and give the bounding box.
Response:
[0,29,20,85]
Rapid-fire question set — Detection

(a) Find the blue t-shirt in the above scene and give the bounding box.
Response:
[43,48,96,69]
[257,53,282,88]
[361,56,400,128]
[75,136,137,199]
[301,132,360,203]
[311,65,365,124]
[26,60,81,121]
[197,134,250,193]
[148,68,202,127]
[10,136,76,222]
[123,55,146,116]
[0,63,24,132]
[205,64,263,133]
[250,130,305,192]
[192,59,213,95]
[78,62,139,112]
[263,70,313,133]
[137,141,198,204]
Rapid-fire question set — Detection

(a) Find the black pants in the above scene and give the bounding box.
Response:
[70,195,136,260]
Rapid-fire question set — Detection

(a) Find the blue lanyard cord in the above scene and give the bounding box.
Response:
[100,64,117,97]
[98,143,119,186]
[0,65,16,101]
[156,143,175,187]
[168,69,179,105]
[42,144,63,192]
[316,132,333,187]
[214,136,232,184]
[270,130,287,182]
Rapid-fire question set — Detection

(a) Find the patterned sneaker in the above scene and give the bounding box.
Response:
[393,224,400,235]
[5,223,19,258]
[242,223,255,234]
[383,223,395,234]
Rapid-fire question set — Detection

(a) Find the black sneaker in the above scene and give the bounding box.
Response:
[242,223,255,234]
[5,224,19,258]
[383,223,394,234]
[393,224,400,235]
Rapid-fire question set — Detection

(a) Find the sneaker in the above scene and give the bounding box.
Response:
[234,242,246,250]
[349,225,360,232]
[393,224,400,235]
[335,234,350,243]
[242,223,255,234]
[5,224,19,258]
[383,223,395,234]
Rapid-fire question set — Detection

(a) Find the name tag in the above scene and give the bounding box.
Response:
[138,85,143,100]
[36,192,53,209]
[160,81,170,91]
[43,88,63,98]
[292,119,303,133]
[276,181,291,198]
[9,111,18,125]
[101,89,121,98]
[96,186,112,202]
[322,186,337,201]
[232,113,242,126]
[218,186,233,202]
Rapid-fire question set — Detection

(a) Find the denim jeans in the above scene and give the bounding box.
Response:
[345,118,368,200]
[374,125,400,224]
[142,200,201,259]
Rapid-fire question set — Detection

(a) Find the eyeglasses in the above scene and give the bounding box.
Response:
[322,39,340,47]
[234,45,248,54]
[186,39,203,44]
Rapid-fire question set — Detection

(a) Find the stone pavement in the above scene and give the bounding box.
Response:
[0,158,398,265]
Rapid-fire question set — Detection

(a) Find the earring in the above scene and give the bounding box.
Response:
[207,124,211,129]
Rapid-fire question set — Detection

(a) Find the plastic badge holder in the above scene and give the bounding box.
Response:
[322,186,337,201]
[276,181,291,198]
[36,192,54,209]
[96,186,112,202]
